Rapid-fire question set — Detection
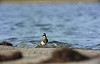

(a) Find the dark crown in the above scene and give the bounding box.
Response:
[43,33,46,36]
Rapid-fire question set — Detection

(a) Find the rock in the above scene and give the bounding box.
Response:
[0,41,13,46]
[39,48,90,63]
[0,51,22,62]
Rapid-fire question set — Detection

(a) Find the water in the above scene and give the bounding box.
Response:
[0,3,100,49]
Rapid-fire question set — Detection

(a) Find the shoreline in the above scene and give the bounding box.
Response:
[0,46,100,64]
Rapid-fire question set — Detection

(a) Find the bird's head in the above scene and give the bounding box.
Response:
[42,33,46,37]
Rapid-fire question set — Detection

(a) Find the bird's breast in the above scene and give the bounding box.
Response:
[41,41,46,46]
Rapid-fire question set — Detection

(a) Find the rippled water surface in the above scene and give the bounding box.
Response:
[0,3,100,49]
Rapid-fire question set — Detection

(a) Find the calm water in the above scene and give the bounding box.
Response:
[0,3,100,49]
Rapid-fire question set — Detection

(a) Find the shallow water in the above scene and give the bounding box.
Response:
[0,3,100,49]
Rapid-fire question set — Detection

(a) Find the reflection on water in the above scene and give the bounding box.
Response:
[0,3,100,49]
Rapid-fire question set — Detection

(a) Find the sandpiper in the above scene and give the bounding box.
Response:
[41,33,48,46]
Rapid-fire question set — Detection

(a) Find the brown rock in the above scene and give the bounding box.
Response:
[0,51,22,62]
[40,48,90,63]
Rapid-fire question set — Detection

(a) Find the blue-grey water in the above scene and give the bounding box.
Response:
[0,3,100,49]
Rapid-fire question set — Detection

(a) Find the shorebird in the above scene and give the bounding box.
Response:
[41,33,48,46]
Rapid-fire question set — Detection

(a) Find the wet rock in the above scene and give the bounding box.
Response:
[0,41,13,46]
[40,48,90,63]
[0,51,22,62]
[35,41,72,48]
[17,43,35,48]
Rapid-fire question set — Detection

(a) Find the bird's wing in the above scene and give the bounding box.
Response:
[46,39,48,43]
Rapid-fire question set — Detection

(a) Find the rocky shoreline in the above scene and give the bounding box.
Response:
[0,45,100,64]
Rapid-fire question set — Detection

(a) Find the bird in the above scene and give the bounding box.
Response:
[41,33,48,46]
